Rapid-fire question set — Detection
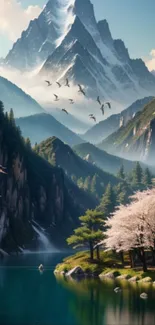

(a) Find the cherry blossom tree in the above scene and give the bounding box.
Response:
[103,189,155,272]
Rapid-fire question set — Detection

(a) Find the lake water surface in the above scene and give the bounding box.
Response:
[0,253,155,325]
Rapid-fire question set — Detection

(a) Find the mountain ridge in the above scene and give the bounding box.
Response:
[0,101,95,253]
[98,98,155,165]
[4,0,155,105]
[82,97,154,143]
[0,75,44,117]
[15,113,84,146]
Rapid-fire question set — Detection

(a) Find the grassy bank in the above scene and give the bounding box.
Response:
[55,251,155,281]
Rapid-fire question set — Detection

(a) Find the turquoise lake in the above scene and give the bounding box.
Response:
[0,253,155,325]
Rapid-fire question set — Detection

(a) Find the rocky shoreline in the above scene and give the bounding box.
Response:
[54,266,155,285]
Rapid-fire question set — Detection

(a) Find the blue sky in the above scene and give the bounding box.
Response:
[0,0,155,67]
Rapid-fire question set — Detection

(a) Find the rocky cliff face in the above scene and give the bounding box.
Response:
[0,103,95,253]
[82,97,154,144]
[98,99,155,165]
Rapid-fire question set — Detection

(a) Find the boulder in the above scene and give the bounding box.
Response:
[140,292,148,299]
[117,274,131,280]
[138,277,152,283]
[128,276,140,282]
[66,266,84,277]
[38,264,44,271]
[114,287,121,293]
[99,271,116,279]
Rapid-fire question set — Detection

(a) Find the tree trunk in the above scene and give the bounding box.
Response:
[120,251,124,267]
[129,250,134,268]
[151,248,155,266]
[96,245,100,260]
[89,241,94,260]
[139,248,147,272]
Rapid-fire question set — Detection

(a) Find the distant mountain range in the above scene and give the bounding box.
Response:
[15,113,84,146]
[0,76,44,117]
[82,97,154,143]
[4,0,155,104]
[73,142,139,175]
[98,98,155,165]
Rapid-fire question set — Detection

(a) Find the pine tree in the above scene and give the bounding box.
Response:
[25,137,31,150]
[117,165,125,180]
[142,168,152,186]
[67,210,105,260]
[9,108,15,127]
[0,101,4,118]
[132,162,143,186]
[5,111,9,120]
[115,182,128,205]
[90,174,97,195]
[98,183,116,216]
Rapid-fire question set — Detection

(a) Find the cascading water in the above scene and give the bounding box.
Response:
[32,221,56,252]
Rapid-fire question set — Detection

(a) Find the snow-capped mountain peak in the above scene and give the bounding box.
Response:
[4,0,155,105]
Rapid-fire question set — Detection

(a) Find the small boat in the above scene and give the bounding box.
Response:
[38,264,44,271]
[140,292,148,299]
[114,287,121,293]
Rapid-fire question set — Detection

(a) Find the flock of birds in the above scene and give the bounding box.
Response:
[45,78,112,123]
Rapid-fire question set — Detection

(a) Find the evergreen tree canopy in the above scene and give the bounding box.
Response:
[132,162,143,186]
[117,165,125,180]
[98,183,116,216]
[67,209,105,260]
[9,108,15,127]
[142,168,152,186]
[25,137,32,150]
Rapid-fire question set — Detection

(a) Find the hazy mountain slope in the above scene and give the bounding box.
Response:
[15,113,84,146]
[35,136,120,196]
[82,97,154,143]
[4,0,155,104]
[98,99,155,165]
[73,142,138,175]
[0,76,44,117]
[0,102,96,253]
[47,108,90,133]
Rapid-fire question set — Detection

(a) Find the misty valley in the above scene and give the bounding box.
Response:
[0,0,155,325]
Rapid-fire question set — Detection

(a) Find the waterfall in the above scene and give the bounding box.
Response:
[32,221,55,252]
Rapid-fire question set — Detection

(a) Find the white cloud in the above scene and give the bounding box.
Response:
[0,0,42,42]
[145,49,155,72]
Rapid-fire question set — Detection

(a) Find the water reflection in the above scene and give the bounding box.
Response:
[0,254,155,325]
[56,276,155,325]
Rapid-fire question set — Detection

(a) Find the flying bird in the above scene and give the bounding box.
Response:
[100,104,104,115]
[56,82,61,88]
[65,79,70,87]
[69,99,74,104]
[54,94,59,101]
[78,84,86,96]
[106,102,111,109]
[0,165,6,170]
[89,114,94,117]
[0,167,7,175]
[90,116,96,123]
[97,96,101,105]
[62,109,68,115]
[45,80,52,86]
